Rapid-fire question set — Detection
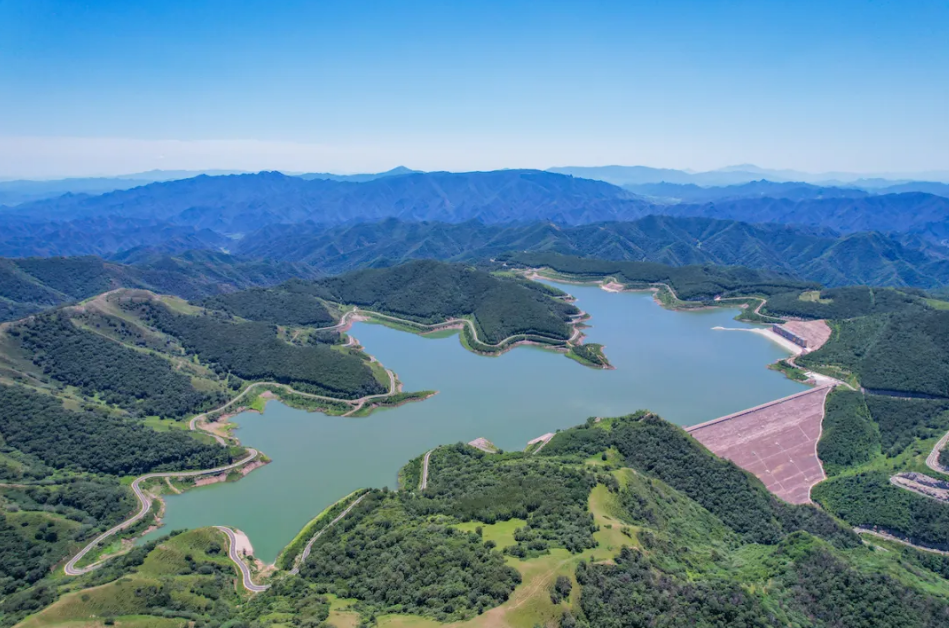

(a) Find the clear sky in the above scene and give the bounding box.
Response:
[1,0,947,177]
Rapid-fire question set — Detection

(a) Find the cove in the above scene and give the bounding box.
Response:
[142,282,806,563]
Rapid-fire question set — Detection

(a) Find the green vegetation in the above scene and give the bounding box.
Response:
[502,251,815,301]
[764,285,927,319]
[607,414,857,547]
[276,490,368,570]
[405,444,600,555]
[12,528,244,628]
[867,395,949,457]
[299,491,521,621]
[14,313,216,418]
[6,412,949,628]
[0,384,233,476]
[566,343,610,368]
[817,390,881,474]
[132,300,385,399]
[769,358,809,382]
[800,309,949,398]
[199,284,335,327]
[308,260,579,344]
[814,472,949,549]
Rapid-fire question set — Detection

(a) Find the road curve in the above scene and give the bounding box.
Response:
[215,526,270,592]
[420,449,435,490]
[364,310,576,351]
[342,367,397,417]
[289,493,368,575]
[926,429,949,475]
[63,449,259,576]
[190,375,401,432]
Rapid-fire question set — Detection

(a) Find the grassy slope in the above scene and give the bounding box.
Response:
[15,417,949,628]
[17,529,242,628]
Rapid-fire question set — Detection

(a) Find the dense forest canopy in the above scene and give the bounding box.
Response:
[764,285,928,320]
[199,284,335,326]
[800,309,949,398]
[307,259,579,343]
[0,385,233,476]
[130,300,385,399]
[14,313,215,418]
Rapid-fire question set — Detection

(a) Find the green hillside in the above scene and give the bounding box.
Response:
[0,252,319,323]
[14,414,949,628]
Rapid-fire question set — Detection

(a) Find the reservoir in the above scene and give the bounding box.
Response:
[143,282,806,562]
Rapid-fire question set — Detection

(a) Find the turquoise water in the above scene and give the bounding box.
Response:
[143,282,805,562]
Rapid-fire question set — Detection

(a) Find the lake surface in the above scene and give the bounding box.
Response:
[143,282,806,562]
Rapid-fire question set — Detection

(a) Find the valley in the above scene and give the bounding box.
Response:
[2,257,949,628]
[143,280,803,562]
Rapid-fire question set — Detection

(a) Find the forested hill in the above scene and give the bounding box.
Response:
[234,217,949,290]
[300,260,580,344]
[17,412,949,628]
[0,251,319,323]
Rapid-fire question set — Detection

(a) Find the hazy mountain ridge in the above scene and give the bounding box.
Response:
[624,180,874,204]
[6,169,947,242]
[0,169,248,205]
[662,193,949,240]
[235,216,949,289]
[2,170,647,232]
[549,164,949,186]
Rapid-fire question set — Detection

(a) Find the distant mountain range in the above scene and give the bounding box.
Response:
[233,216,949,290]
[4,170,948,244]
[0,169,248,206]
[5,164,948,208]
[2,211,949,323]
[0,170,649,233]
[548,164,949,186]
[2,168,949,299]
[297,166,420,182]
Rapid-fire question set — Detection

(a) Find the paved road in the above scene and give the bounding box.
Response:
[420,449,435,490]
[289,493,368,575]
[215,526,270,592]
[190,374,401,430]
[365,310,575,350]
[63,449,259,576]
[342,366,397,417]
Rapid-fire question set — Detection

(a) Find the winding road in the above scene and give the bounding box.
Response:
[363,310,580,351]
[215,526,270,592]
[189,372,399,434]
[63,448,260,576]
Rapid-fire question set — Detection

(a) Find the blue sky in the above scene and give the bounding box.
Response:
[1,0,947,177]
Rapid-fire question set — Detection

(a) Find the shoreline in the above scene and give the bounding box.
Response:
[712,325,804,355]
[106,271,807,582]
